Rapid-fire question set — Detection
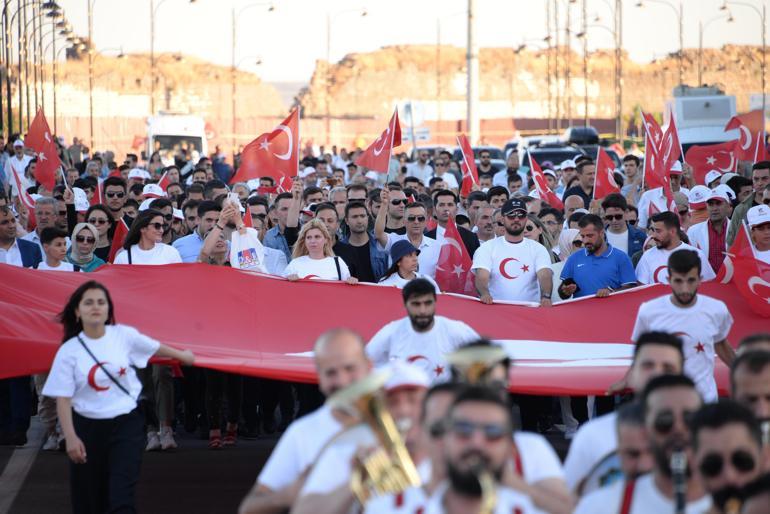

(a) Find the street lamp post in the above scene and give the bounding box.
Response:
[636,0,683,88]
[467,0,479,144]
[150,0,195,117]
[42,23,71,133]
[722,1,766,116]
[699,12,733,86]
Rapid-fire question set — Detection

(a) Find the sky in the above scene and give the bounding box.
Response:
[55,0,766,83]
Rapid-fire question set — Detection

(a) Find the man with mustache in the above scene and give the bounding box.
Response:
[632,249,735,402]
[730,350,770,442]
[574,374,710,513]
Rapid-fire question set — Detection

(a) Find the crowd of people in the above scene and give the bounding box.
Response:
[0,132,769,513]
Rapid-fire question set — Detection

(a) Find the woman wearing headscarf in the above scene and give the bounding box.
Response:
[66,223,107,272]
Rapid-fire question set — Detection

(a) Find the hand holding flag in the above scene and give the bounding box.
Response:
[457,134,479,197]
[355,108,401,173]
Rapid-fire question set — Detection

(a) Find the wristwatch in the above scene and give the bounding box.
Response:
[541,293,552,299]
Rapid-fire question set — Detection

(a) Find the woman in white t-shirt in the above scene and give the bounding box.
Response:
[113,209,182,265]
[378,239,440,291]
[283,219,357,284]
[42,280,194,513]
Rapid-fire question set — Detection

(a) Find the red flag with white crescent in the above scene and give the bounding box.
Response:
[593,147,621,200]
[434,218,476,296]
[108,219,129,263]
[725,110,768,162]
[230,109,299,191]
[685,140,739,185]
[529,154,563,210]
[730,224,770,317]
[24,109,60,192]
[659,115,682,175]
[355,108,402,173]
[457,133,479,197]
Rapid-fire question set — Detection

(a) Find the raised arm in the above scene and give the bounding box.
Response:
[373,188,390,248]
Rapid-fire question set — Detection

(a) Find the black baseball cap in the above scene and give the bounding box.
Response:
[501,198,527,216]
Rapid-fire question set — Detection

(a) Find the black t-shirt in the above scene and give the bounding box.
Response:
[335,241,375,282]
[384,226,407,235]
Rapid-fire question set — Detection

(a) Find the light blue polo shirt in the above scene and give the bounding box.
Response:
[560,244,637,298]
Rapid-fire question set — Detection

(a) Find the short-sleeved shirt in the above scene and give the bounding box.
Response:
[631,294,733,402]
[282,255,351,281]
[42,325,160,419]
[172,231,205,263]
[36,261,77,272]
[560,245,637,297]
[472,237,552,302]
[114,243,182,265]
[635,242,716,284]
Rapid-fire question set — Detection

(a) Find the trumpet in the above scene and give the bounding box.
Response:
[328,370,422,505]
[477,469,498,514]
[446,344,508,385]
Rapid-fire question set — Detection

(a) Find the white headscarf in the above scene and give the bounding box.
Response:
[558,228,581,259]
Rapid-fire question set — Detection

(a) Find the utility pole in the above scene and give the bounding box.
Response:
[467,0,479,144]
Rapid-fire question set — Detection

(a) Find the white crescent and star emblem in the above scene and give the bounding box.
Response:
[747,276,770,304]
[407,355,444,377]
[606,167,618,188]
[44,132,51,143]
[706,156,716,165]
[37,152,46,161]
[442,235,464,255]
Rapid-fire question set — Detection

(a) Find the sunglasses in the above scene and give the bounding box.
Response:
[162,213,173,222]
[604,214,625,221]
[75,235,96,243]
[106,192,125,199]
[428,420,447,439]
[505,212,527,220]
[148,222,169,231]
[391,199,409,206]
[450,419,507,442]
[251,213,267,220]
[58,210,67,216]
[698,450,756,478]
[407,215,426,222]
[496,222,504,227]
[628,219,638,225]
[87,218,109,225]
[525,225,535,231]
[652,409,695,435]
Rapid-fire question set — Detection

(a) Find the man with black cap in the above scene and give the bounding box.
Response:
[472,197,553,306]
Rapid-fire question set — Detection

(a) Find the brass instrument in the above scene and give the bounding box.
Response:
[761,420,770,447]
[477,469,498,514]
[446,345,508,385]
[328,370,422,505]
[670,448,687,514]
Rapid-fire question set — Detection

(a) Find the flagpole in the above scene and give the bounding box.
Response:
[295,107,301,180]
[592,146,599,200]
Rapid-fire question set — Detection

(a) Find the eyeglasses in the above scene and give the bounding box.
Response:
[75,235,96,243]
[251,213,267,220]
[87,218,108,225]
[148,222,169,231]
[572,240,583,247]
[450,419,507,442]
[391,199,409,206]
[698,450,756,478]
[58,210,67,216]
[106,192,125,199]
[496,222,504,227]
[428,420,447,439]
[525,225,535,231]
[407,215,426,222]
[628,219,638,226]
[504,212,527,220]
[652,409,695,435]
[162,213,173,222]
[604,214,625,221]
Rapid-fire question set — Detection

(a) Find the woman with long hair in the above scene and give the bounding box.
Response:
[523,213,559,263]
[84,205,115,262]
[113,209,181,265]
[42,281,194,513]
[66,223,106,272]
[378,240,439,291]
[283,219,357,283]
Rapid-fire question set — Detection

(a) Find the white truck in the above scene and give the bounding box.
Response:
[665,85,737,155]
[144,113,208,166]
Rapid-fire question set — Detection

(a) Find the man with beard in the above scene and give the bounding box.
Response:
[741,473,770,514]
[635,211,715,285]
[366,279,478,383]
[237,328,371,514]
[422,386,540,513]
[475,206,496,243]
[730,350,770,440]
[686,188,732,273]
[473,198,553,305]
[632,249,735,402]
[574,374,710,514]
[558,214,637,299]
[690,400,767,513]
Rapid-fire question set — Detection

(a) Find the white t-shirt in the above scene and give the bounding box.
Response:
[42,325,160,419]
[635,242,716,284]
[257,404,342,491]
[515,431,565,484]
[406,161,433,183]
[379,271,440,291]
[366,316,479,382]
[424,172,459,190]
[424,483,541,514]
[573,474,712,514]
[363,485,428,513]
[606,229,629,254]
[563,412,619,494]
[756,248,770,264]
[36,261,76,272]
[282,255,351,281]
[114,243,183,265]
[471,237,552,303]
[632,294,733,402]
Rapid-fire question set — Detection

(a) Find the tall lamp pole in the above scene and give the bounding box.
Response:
[636,0,684,89]
[698,12,733,86]
[722,1,766,116]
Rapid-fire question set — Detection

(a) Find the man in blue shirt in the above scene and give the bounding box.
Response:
[558,214,637,299]
[172,200,221,262]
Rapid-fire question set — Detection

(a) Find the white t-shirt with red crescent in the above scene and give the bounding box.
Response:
[366,315,479,383]
[631,294,733,402]
[282,255,351,281]
[472,237,552,303]
[635,242,716,284]
[42,325,160,419]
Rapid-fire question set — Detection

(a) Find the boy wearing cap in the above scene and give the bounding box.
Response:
[747,204,770,263]
[687,188,731,273]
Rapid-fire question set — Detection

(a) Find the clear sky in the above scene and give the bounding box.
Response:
[55,0,765,83]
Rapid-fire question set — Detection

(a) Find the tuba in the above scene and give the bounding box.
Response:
[446,344,509,386]
[328,369,422,505]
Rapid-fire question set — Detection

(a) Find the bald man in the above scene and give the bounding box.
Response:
[238,328,371,514]
[564,195,585,221]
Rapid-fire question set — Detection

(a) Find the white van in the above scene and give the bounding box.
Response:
[145,113,208,166]
[665,85,737,155]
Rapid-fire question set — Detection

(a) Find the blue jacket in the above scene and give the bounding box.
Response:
[18,238,42,268]
[264,226,292,262]
[626,224,647,257]
[338,232,389,282]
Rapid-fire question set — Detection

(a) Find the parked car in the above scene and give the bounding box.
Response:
[523,143,587,168]
[452,145,506,171]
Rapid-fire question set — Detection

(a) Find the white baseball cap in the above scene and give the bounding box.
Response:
[383,361,430,392]
[747,204,770,228]
[142,183,166,199]
[669,161,683,174]
[712,184,736,203]
[128,168,150,181]
[72,187,90,213]
[13,139,24,148]
[559,159,577,170]
[720,172,739,185]
[543,169,557,179]
[706,188,730,204]
[704,170,722,186]
[365,170,379,181]
[299,166,316,178]
[138,198,154,212]
[688,185,711,208]
[173,208,184,220]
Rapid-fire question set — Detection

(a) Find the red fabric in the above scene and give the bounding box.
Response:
[593,147,621,200]
[0,264,765,394]
[685,140,739,185]
[354,109,402,174]
[434,218,476,296]
[10,165,35,210]
[457,134,479,197]
[529,156,563,210]
[157,171,170,192]
[90,182,103,207]
[229,109,299,189]
[641,112,667,191]
[242,208,253,228]
[731,225,770,317]
[24,109,60,192]
[659,115,682,175]
[108,219,129,263]
[725,110,769,162]
[130,135,146,150]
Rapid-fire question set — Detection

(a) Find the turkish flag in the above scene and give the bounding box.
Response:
[457,133,479,197]
[108,219,129,263]
[642,111,663,148]
[157,170,170,192]
[685,140,738,185]
[242,208,253,228]
[90,182,103,206]
[355,108,401,173]
[435,218,476,296]
[25,109,60,191]
[725,110,768,162]
[529,155,563,210]
[659,116,682,174]
[230,109,299,190]
[730,225,770,317]
[641,111,667,191]
[593,147,621,200]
